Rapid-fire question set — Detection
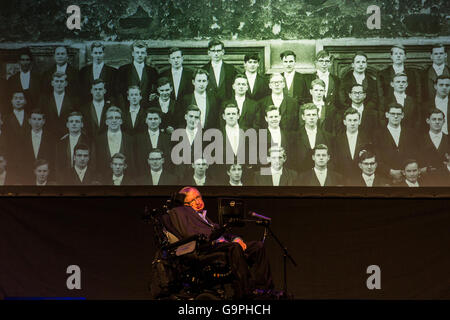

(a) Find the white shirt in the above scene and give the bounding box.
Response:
[235,95,245,114]
[197,210,212,225]
[435,96,448,134]
[159,98,170,114]
[53,91,65,116]
[112,174,123,186]
[429,130,443,149]
[56,64,68,74]
[314,167,327,186]
[284,71,295,90]
[93,100,104,126]
[172,67,183,98]
[92,62,104,80]
[129,105,140,127]
[268,127,281,147]
[394,91,407,106]
[211,60,223,86]
[20,71,31,90]
[69,133,81,166]
[229,180,243,186]
[31,130,42,159]
[75,165,87,182]
[362,173,375,187]
[346,131,358,159]
[194,175,206,186]
[405,179,419,187]
[270,167,283,186]
[352,103,364,118]
[432,63,445,76]
[194,91,207,127]
[313,99,325,117]
[392,64,404,74]
[107,130,122,157]
[353,72,365,85]
[225,125,240,155]
[186,127,198,146]
[151,169,162,186]
[272,93,284,108]
[245,71,257,93]
[387,125,401,147]
[148,129,159,149]
[13,109,25,126]
[316,70,330,96]
[305,126,317,149]
[133,61,145,81]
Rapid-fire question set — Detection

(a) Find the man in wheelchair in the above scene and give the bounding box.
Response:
[149,186,274,299]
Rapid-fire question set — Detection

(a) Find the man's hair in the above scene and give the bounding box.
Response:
[156,76,172,88]
[352,51,368,63]
[268,145,286,157]
[343,107,360,120]
[207,39,224,50]
[310,78,326,89]
[11,90,26,98]
[403,158,419,169]
[280,50,296,60]
[29,108,46,119]
[301,103,319,115]
[349,84,365,94]
[431,43,446,53]
[177,186,198,203]
[168,47,182,56]
[90,41,105,52]
[52,71,67,80]
[315,50,331,61]
[185,104,201,115]
[149,148,164,158]
[74,143,90,154]
[34,159,49,170]
[391,44,406,55]
[427,108,445,119]
[131,40,147,51]
[265,105,279,115]
[313,144,329,155]
[269,72,285,82]
[391,72,408,82]
[193,68,209,80]
[54,46,68,54]
[92,78,106,88]
[146,107,162,119]
[244,52,260,63]
[18,47,33,61]
[233,73,248,84]
[223,103,240,115]
[434,74,450,84]
[66,110,84,122]
[358,149,376,163]
[111,152,127,163]
[386,102,404,113]
[106,105,122,117]
[127,85,141,93]
[227,163,243,172]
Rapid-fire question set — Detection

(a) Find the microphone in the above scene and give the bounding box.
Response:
[249,211,272,221]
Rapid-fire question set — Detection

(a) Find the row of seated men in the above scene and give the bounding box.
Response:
[0,98,448,186]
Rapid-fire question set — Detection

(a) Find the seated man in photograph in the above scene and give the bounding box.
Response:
[397,159,428,187]
[226,163,245,186]
[349,149,390,187]
[102,152,135,186]
[182,158,215,186]
[253,146,297,186]
[136,148,177,186]
[298,144,343,186]
[167,186,274,297]
[61,143,100,185]
[32,159,56,186]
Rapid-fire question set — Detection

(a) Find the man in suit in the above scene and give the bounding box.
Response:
[303,50,339,107]
[202,39,237,104]
[423,44,449,104]
[243,52,269,102]
[432,74,450,136]
[339,51,378,111]
[253,145,297,186]
[226,163,245,186]
[161,47,194,102]
[31,159,56,186]
[121,85,148,136]
[397,159,429,187]
[180,69,219,129]
[257,73,299,131]
[56,111,91,179]
[280,50,307,103]
[136,148,177,186]
[79,41,117,104]
[94,106,135,179]
[334,108,372,180]
[375,103,417,184]
[81,78,111,139]
[41,46,79,96]
[61,143,100,185]
[288,103,333,173]
[39,72,77,138]
[377,44,422,109]
[116,40,158,105]
[222,74,259,131]
[182,157,216,186]
[349,149,390,186]
[148,77,178,133]
[102,152,135,186]
[7,48,40,111]
[298,144,343,186]
[263,105,289,155]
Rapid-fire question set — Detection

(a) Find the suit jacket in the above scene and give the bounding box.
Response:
[395,177,430,187]
[246,73,270,102]
[257,95,299,131]
[167,205,218,240]
[348,173,391,187]
[2,111,29,174]
[136,169,178,186]
[299,102,341,135]
[181,92,219,129]
[120,104,148,136]
[148,99,179,130]
[81,100,111,139]
[335,103,380,135]
[61,165,100,185]
[298,168,344,186]
[303,72,340,107]
[334,131,372,179]
[161,68,194,101]
[21,129,56,180]
[78,64,117,103]
[222,97,259,131]
[7,70,41,110]
[383,94,420,129]
[135,130,172,175]
[55,132,91,177]
[39,92,77,138]
[116,63,158,104]
[202,61,237,103]
[339,72,378,110]
[423,65,450,103]
[101,173,136,186]
[181,172,219,186]
[41,64,80,95]
[430,98,450,137]
[253,167,298,186]
[283,71,308,104]
[417,131,449,169]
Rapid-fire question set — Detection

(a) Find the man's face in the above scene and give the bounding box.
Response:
[310,84,325,101]
[315,56,331,73]
[127,88,142,106]
[168,50,183,69]
[185,110,200,130]
[148,152,164,171]
[91,83,106,101]
[146,113,161,131]
[265,109,281,129]
[208,44,224,63]
[91,47,104,64]
[11,93,26,110]
[431,47,447,66]
[105,111,122,131]
[352,55,367,73]
[184,188,205,212]
[28,113,45,131]
[391,47,406,65]
[269,151,285,171]
[66,115,83,134]
[426,112,444,132]
[302,109,319,128]
[74,149,89,168]
[343,113,360,133]
[19,54,32,72]
[232,77,249,96]
[222,107,239,127]
[349,86,366,104]
[111,158,126,176]
[244,59,259,73]
[228,164,243,182]
[385,107,404,127]
[132,46,147,64]
[193,159,208,176]
[391,76,408,93]
[157,83,173,101]
[52,76,67,93]
[269,74,285,94]
[282,55,296,73]
[359,157,377,176]
[403,162,419,183]
[54,47,68,65]
[312,149,330,168]
[434,78,450,98]
[34,164,49,183]
[193,74,208,94]
[0,156,6,173]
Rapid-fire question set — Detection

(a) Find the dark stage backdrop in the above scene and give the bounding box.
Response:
[1,196,449,299]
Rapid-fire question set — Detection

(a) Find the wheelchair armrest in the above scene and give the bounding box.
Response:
[162,234,207,252]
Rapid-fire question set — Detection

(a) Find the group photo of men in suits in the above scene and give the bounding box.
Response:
[1,40,449,186]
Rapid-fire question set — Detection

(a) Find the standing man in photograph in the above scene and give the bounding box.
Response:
[161,47,193,103]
